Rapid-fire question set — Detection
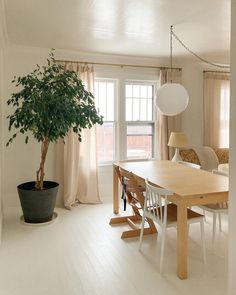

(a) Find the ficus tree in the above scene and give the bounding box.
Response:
[7,50,103,190]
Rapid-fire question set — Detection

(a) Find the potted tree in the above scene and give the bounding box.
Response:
[6,50,103,223]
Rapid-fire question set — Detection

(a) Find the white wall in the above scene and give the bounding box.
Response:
[228,1,236,294]
[0,0,7,243]
[181,59,205,146]
[1,45,207,208]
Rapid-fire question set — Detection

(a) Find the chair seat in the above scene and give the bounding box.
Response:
[218,163,229,173]
[200,203,228,211]
[126,183,145,193]
[148,203,203,224]
[167,203,203,222]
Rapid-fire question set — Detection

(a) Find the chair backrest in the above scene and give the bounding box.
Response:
[144,179,174,226]
[119,167,145,208]
[114,164,123,184]
[178,160,201,169]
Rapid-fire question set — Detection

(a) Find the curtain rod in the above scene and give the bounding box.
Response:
[203,70,230,74]
[56,59,182,71]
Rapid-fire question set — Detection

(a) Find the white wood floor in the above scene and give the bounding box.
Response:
[0,202,228,295]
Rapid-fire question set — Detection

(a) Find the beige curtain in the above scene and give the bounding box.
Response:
[203,71,230,148]
[57,61,101,209]
[157,68,182,160]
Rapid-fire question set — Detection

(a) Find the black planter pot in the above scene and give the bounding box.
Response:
[17,181,59,224]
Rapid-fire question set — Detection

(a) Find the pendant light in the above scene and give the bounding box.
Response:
[155,25,189,116]
[155,25,230,116]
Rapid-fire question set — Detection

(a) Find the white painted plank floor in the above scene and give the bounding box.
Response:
[0,202,228,295]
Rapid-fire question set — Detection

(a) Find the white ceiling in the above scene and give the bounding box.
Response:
[2,0,231,62]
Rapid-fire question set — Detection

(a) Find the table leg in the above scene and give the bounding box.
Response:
[113,165,119,214]
[177,202,188,279]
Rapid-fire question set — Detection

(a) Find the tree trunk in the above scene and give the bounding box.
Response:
[35,138,50,190]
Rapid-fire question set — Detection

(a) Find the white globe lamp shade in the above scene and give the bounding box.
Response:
[155,83,189,116]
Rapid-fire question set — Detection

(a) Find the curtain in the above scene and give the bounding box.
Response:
[57,61,101,209]
[203,71,230,148]
[157,68,182,160]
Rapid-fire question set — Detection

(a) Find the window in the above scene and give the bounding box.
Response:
[203,72,230,148]
[95,77,157,164]
[95,79,116,162]
[125,82,155,159]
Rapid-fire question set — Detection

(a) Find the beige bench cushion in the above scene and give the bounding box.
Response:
[180,147,229,171]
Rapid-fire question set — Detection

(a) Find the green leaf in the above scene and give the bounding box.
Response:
[6,49,103,185]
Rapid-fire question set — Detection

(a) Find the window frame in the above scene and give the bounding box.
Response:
[126,121,155,159]
[94,78,118,164]
[122,80,157,160]
[95,72,158,165]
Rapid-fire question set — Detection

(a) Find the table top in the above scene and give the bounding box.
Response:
[116,160,229,198]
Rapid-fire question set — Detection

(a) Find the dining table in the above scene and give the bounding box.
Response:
[112,160,229,279]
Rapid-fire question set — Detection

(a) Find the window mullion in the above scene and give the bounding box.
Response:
[118,79,126,161]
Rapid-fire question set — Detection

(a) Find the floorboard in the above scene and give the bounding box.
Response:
[0,203,228,295]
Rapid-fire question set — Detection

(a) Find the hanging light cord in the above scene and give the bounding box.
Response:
[171,25,230,69]
[170,25,173,82]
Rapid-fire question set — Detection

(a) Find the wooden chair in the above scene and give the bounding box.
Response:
[109,166,157,239]
[118,159,149,211]
[139,179,206,273]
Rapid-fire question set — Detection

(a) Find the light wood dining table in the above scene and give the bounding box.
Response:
[112,160,229,279]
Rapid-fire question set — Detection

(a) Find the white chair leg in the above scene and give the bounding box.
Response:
[159,227,166,274]
[138,215,146,251]
[203,209,206,222]
[200,219,206,264]
[218,213,222,232]
[212,212,217,251]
